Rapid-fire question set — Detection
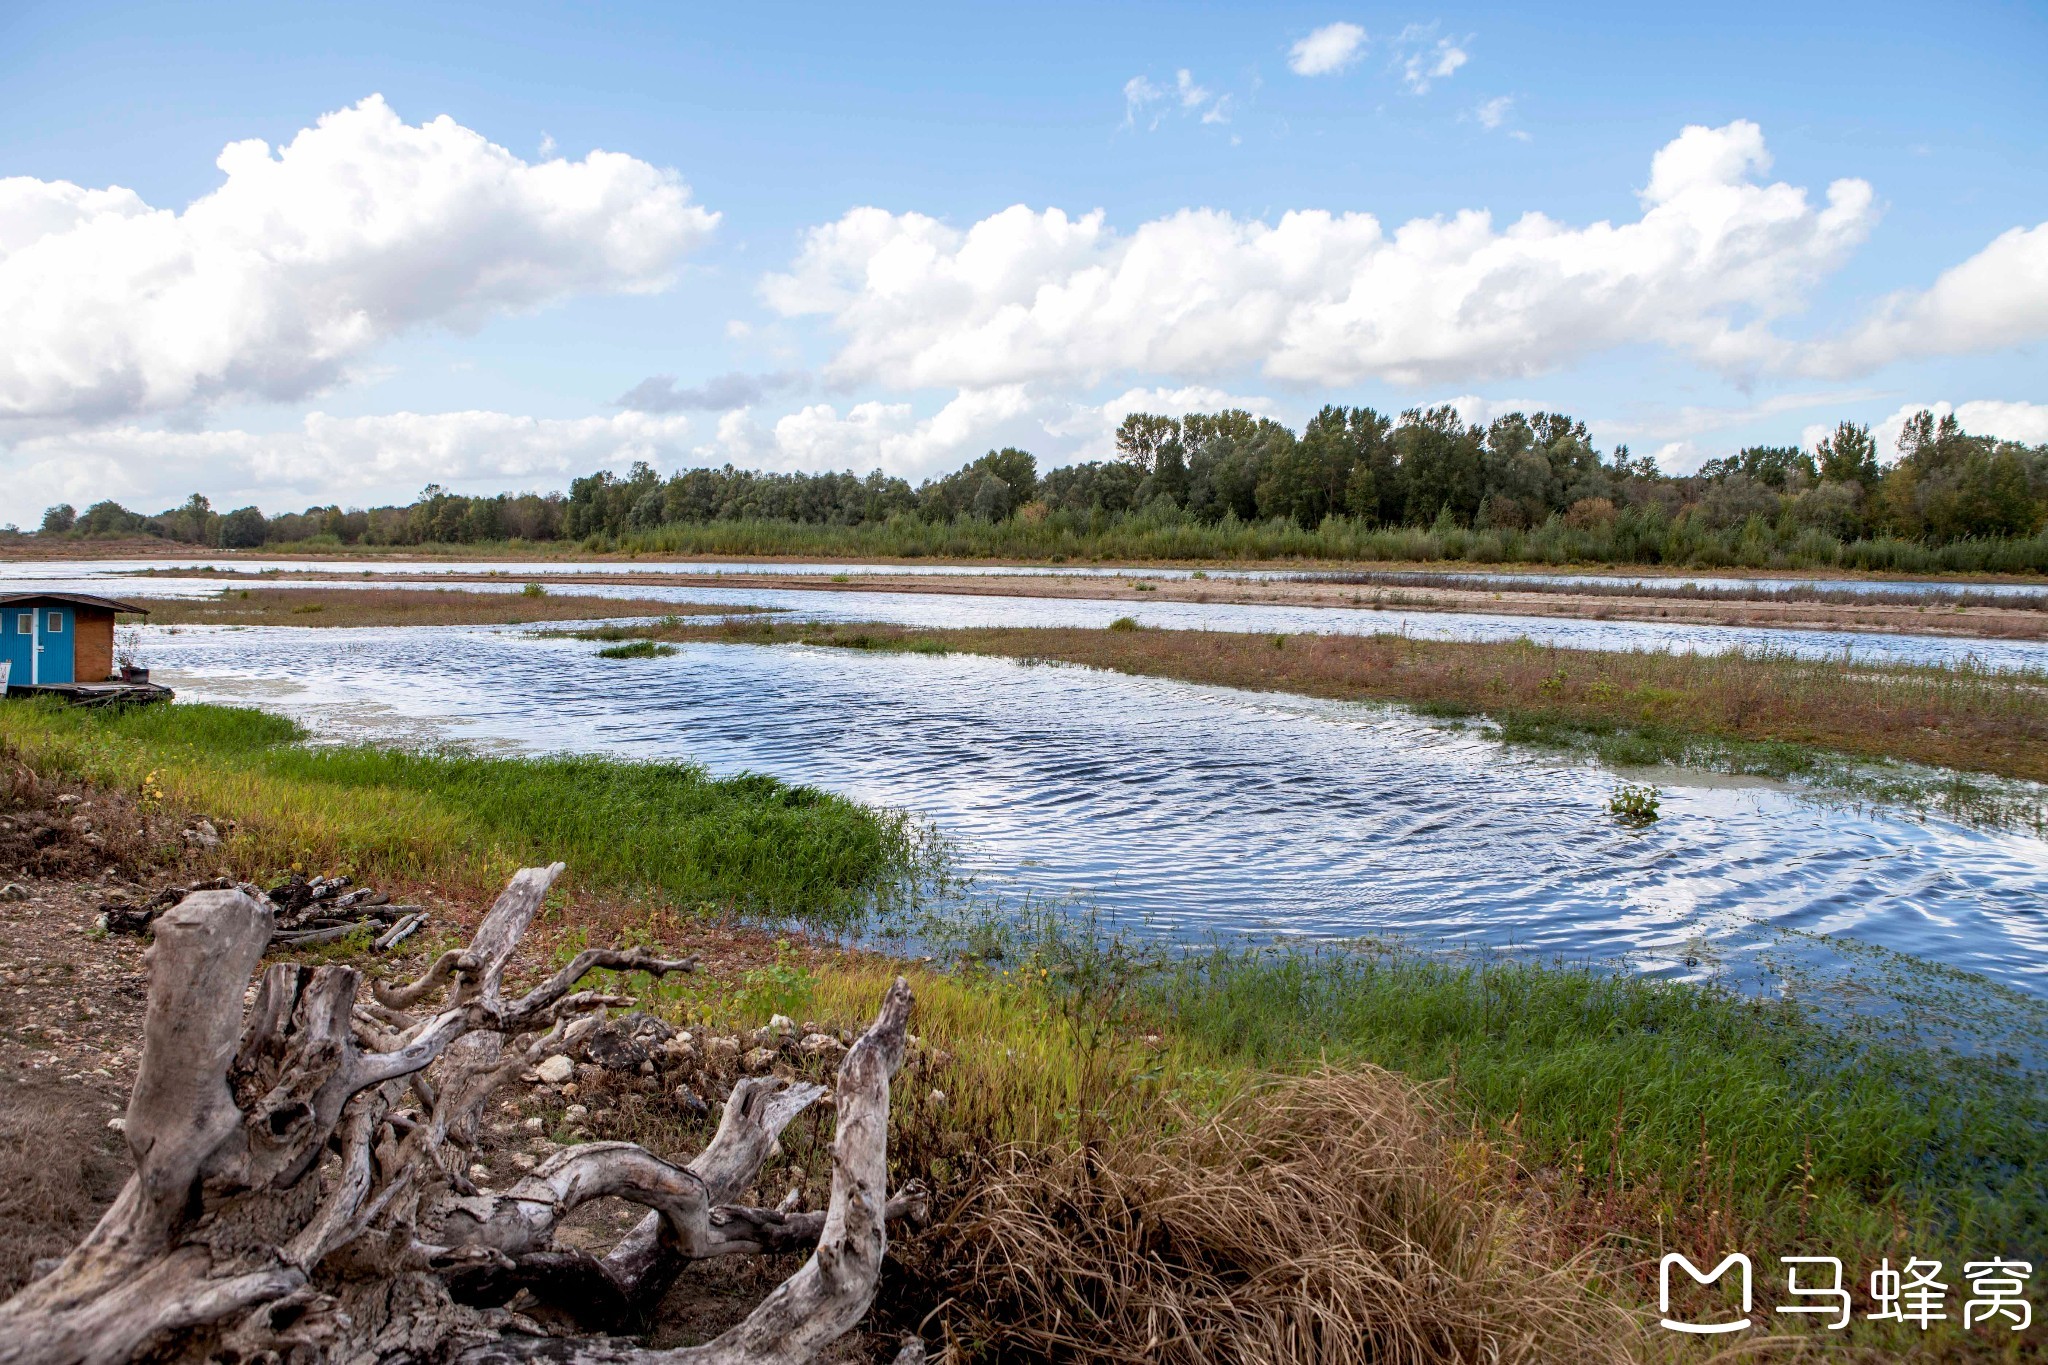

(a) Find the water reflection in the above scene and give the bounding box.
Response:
[141,623,2048,1001]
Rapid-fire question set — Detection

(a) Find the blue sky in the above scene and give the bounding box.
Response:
[1,0,2043,519]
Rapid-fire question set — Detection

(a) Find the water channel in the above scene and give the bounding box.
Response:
[137,621,2048,1014]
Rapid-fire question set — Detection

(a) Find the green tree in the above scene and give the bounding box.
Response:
[1815,421,1879,487]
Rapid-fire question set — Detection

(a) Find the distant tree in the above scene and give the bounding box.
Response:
[218,506,269,548]
[1815,421,1879,487]
[39,504,76,535]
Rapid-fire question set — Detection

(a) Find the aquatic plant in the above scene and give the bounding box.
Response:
[1606,782,1660,825]
[520,581,548,597]
[1108,616,1139,631]
[594,639,676,659]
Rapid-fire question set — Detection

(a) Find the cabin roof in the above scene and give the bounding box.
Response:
[0,591,150,615]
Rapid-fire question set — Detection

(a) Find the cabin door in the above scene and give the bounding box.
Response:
[35,607,74,684]
[0,610,30,689]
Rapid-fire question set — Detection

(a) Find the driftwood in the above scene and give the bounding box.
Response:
[0,864,921,1364]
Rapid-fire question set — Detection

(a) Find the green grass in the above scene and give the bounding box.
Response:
[0,698,935,925]
[595,639,677,659]
[1121,946,2042,1255]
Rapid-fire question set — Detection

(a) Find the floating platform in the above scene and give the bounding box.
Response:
[6,681,175,708]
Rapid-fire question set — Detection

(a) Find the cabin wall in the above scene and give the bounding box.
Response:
[75,609,115,682]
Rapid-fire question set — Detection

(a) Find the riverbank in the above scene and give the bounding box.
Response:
[119,562,2048,643]
[128,585,767,629]
[576,617,2048,794]
[0,703,2037,1358]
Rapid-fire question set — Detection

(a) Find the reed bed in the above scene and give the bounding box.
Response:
[587,618,2048,787]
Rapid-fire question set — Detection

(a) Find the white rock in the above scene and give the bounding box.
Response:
[742,1047,777,1073]
[0,884,27,903]
[512,1152,538,1171]
[534,1055,575,1085]
[798,1033,845,1060]
[563,1103,589,1122]
[106,1116,126,1132]
[768,1013,796,1035]
[521,1116,544,1133]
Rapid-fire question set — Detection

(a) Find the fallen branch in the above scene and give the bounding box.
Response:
[0,865,917,1365]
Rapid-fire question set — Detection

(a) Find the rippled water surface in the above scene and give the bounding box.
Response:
[33,563,2048,671]
[141,623,2048,1003]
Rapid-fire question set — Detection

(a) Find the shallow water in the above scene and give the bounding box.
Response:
[12,553,2048,597]
[47,564,2048,672]
[141,622,2048,1006]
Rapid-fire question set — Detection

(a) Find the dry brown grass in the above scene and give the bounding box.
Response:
[903,1067,1636,1365]
[636,619,2048,784]
[0,1082,132,1295]
[128,586,758,629]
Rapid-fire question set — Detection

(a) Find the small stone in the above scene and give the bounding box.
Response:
[638,1059,654,1075]
[106,1116,126,1132]
[798,1033,845,1061]
[928,1089,947,1108]
[521,1116,544,1133]
[563,1103,589,1122]
[511,1152,537,1171]
[768,1013,796,1035]
[54,794,80,806]
[534,1055,575,1085]
[0,885,26,903]
[706,1036,740,1063]
[468,1163,490,1181]
[742,1046,777,1073]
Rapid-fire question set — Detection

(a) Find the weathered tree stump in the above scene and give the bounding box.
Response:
[0,864,920,1364]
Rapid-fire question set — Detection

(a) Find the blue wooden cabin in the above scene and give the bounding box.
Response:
[0,592,149,691]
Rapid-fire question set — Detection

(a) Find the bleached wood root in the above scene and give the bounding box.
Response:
[0,865,918,1365]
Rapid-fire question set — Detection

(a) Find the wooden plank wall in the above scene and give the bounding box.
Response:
[75,609,115,682]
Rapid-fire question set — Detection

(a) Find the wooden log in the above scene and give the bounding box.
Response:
[0,869,917,1365]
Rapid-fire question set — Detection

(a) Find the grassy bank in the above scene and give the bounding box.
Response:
[3,698,2038,1356]
[0,699,929,924]
[597,944,2044,1358]
[129,585,760,628]
[573,618,2048,798]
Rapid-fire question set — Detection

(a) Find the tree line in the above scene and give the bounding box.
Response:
[32,406,2048,559]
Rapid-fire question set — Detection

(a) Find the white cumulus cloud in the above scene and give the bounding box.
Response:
[1799,221,2048,376]
[760,121,1876,391]
[0,95,716,429]
[1289,23,1368,76]
[1857,399,2048,456]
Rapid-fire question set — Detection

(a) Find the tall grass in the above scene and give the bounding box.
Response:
[707,952,2042,1357]
[0,699,933,924]
[1134,947,2046,1260]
